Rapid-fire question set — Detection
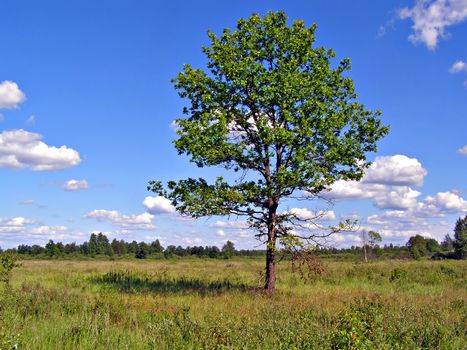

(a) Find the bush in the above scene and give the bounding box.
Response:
[389,267,408,282]
[0,252,20,286]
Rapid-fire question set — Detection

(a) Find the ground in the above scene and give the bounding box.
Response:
[0,258,465,349]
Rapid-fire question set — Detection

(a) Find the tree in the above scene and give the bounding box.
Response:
[425,238,440,253]
[222,240,236,258]
[96,232,113,256]
[0,251,20,287]
[45,240,61,257]
[361,230,382,262]
[149,12,388,292]
[135,242,149,259]
[407,235,427,259]
[149,239,163,254]
[441,234,454,251]
[88,233,98,257]
[453,215,466,259]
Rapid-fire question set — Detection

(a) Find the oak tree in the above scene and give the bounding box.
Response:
[149,12,388,292]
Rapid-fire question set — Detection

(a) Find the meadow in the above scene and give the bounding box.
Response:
[0,258,465,349]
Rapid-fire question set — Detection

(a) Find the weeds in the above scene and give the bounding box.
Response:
[0,259,464,349]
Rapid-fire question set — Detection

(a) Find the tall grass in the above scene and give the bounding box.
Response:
[0,258,465,349]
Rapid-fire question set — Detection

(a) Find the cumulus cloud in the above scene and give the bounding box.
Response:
[0,217,35,233]
[63,179,89,191]
[373,186,422,210]
[0,216,83,246]
[324,155,427,210]
[208,220,248,229]
[457,145,467,155]
[331,233,362,244]
[363,155,427,186]
[422,191,467,213]
[399,0,467,50]
[0,81,26,109]
[285,208,336,221]
[325,181,384,200]
[0,129,81,171]
[365,190,467,243]
[143,196,175,214]
[450,60,467,73]
[29,225,68,236]
[215,229,226,236]
[84,209,155,231]
[449,60,467,85]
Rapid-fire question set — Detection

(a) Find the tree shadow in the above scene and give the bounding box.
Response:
[90,270,258,296]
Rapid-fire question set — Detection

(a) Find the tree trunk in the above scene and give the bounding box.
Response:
[265,237,276,292]
[265,202,277,292]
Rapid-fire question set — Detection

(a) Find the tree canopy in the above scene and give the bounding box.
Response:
[453,215,466,259]
[149,11,389,291]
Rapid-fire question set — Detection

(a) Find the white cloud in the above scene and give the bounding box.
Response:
[143,196,175,214]
[457,145,467,155]
[331,233,362,244]
[63,179,89,191]
[364,155,427,186]
[0,217,83,245]
[208,220,248,229]
[0,217,35,233]
[324,155,427,210]
[285,207,336,221]
[375,190,466,220]
[84,209,155,231]
[399,0,467,50]
[365,190,467,244]
[0,81,26,109]
[215,229,226,236]
[450,60,467,85]
[169,120,179,132]
[422,191,467,213]
[450,60,467,73]
[0,129,81,171]
[325,181,385,200]
[373,186,422,210]
[29,225,68,236]
[25,115,35,125]
[236,230,250,238]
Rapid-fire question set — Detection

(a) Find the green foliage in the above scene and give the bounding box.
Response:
[425,238,440,253]
[330,296,384,349]
[221,241,236,258]
[0,330,20,350]
[453,215,466,259]
[441,234,454,251]
[45,240,61,258]
[389,267,408,282]
[135,242,149,259]
[367,231,382,246]
[0,259,464,349]
[0,251,20,286]
[149,11,389,290]
[407,235,429,259]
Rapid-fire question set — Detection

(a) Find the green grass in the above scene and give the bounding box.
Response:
[0,258,465,349]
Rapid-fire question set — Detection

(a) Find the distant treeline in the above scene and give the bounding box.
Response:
[9,233,261,259]
[3,229,463,261]
[314,234,457,261]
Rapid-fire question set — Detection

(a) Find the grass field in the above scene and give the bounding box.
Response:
[0,258,465,349]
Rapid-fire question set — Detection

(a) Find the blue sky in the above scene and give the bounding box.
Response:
[0,0,466,249]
